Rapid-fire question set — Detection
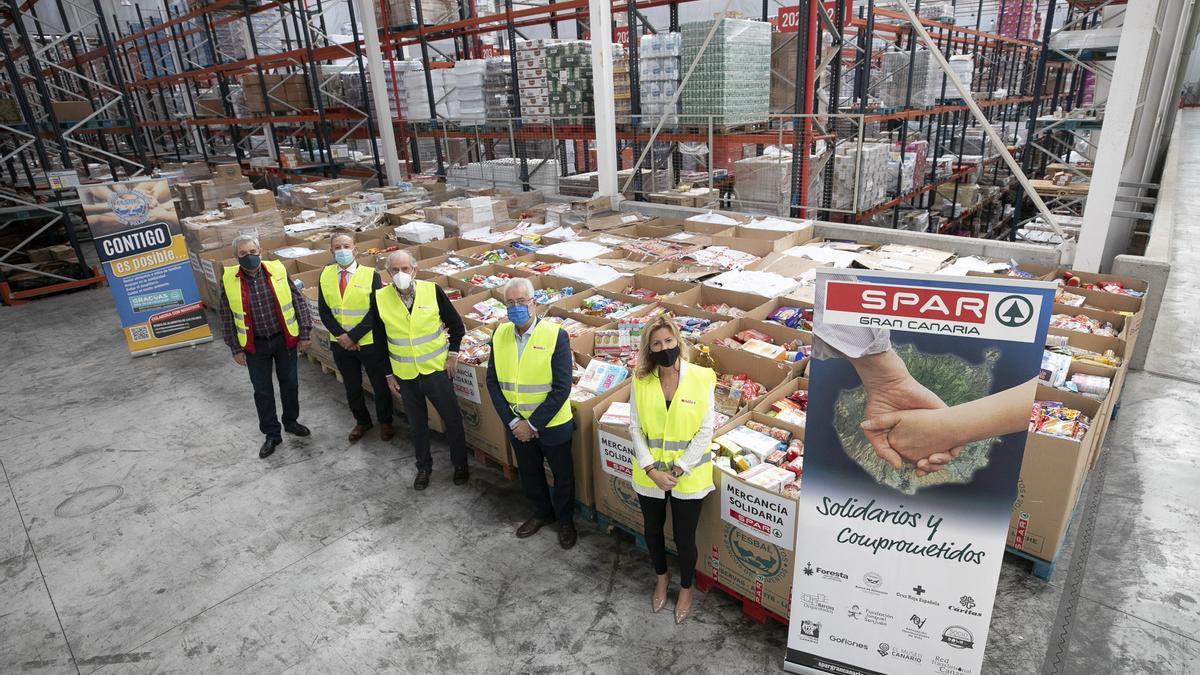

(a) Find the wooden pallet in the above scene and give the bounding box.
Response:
[1005,472,1092,581]
[678,121,769,134]
[596,513,651,555]
[470,446,516,480]
[302,351,343,383]
[694,570,789,626]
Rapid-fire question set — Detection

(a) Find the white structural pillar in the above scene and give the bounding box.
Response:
[588,0,618,202]
[1075,1,1164,272]
[356,0,404,184]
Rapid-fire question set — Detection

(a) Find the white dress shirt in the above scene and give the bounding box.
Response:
[628,360,716,500]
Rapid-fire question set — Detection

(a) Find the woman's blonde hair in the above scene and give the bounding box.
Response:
[635,314,690,379]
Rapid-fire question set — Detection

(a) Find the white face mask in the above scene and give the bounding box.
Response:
[392,272,413,291]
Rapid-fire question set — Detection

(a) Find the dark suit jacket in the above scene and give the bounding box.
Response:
[485,320,575,446]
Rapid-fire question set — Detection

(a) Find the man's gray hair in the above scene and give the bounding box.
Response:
[386,249,416,268]
[232,233,260,253]
[504,276,535,299]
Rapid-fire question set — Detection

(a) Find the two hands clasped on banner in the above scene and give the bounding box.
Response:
[818,324,1036,477]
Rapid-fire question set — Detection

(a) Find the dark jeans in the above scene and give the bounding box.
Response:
[511,434,575,523]
[637,492,705,588]
[332,342,393,426]
[244,333,299,441]
[395,370,467,471]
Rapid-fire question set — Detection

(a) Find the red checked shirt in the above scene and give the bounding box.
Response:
[220,265,312,354]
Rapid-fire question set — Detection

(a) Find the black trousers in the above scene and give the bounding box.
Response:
[394,370,467,472]
[332,342,393,426]
[637,492,705,588]
[244,333,299,441]
[511,434,575,523]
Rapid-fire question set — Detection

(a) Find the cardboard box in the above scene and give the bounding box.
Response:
[599,273,700,305]
[567,358,634,508]
[1006,386,1103,561]
[51,100,93,122]
[691,285,772,318]
[695,469,799,619]
[245,189,276,212]
[592,387,678,548]
[699,317,811,374]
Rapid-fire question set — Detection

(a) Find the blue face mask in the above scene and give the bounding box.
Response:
[334,249,354,266]
[507,303,531,325]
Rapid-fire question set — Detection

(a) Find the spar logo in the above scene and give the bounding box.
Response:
[827,281,988,323]
[725,528,784,579]
[823,279,1043,340]
[995,295,1034,327]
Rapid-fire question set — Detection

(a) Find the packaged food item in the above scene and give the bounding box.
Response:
[766,305,813,330]
[734,328,773,344]
[465,298,508,323]
[745,420,791,443]
[1029,400,1091,440]
[741,338,787,361]
[1049,313,1119,337]
[1038,350,1073,388]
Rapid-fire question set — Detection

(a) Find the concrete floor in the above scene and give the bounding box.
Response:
[2,125,1200,675]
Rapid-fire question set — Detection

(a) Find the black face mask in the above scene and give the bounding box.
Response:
[649,346,680,368]
[238,253,261,271]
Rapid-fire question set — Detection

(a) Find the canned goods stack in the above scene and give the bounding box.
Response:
[679,18,771,128]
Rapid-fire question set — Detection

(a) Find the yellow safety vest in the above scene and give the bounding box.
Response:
[492,319,572,428]
[631,363,716,495]
[320,264,375,346]
[222,259,299,349]
[375,280,448,380]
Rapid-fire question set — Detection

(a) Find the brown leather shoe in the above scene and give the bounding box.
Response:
[380,423,395,441]
[348,423,372,443]
[558,521,577,550]
[516,515,554,539]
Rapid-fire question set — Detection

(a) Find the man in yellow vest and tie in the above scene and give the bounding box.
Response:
[375,250,469,490]
[485,277,577,549]
[219,234,314,459]
[317,232,394,443]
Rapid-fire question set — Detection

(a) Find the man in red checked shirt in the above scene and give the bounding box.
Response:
[219,234,314,458]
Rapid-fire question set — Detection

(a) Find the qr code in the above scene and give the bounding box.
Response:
[130,325,151,342]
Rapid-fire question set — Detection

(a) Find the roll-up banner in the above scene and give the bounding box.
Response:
[785,268,1055,675]
[79,180,212,356]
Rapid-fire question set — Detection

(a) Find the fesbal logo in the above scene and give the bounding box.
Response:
[824,280,1043,342]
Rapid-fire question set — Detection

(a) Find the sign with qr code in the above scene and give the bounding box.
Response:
[78,179,212,356]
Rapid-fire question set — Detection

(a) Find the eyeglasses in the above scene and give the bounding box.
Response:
[504,298,532,307]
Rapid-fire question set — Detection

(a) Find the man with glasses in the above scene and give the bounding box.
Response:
[485,277,577,549]
[374,250,469,490]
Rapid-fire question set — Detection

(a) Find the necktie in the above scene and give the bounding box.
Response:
[339,269,348,296]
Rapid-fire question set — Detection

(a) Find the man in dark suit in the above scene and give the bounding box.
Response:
[486,277,577,549]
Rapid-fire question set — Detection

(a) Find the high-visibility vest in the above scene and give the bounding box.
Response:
[375,280,448,380]
[631,363,716,496]
[492,319,572,428]
[222,259,299,349]
[320,264,375,346]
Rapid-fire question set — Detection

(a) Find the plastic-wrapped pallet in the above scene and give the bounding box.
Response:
[207,11,281,62]
[879,49,942,108]
[381,60,422,119]
[734,151,792,209]
[446,158,559,192]
[639,32,680,128]
[546,41,593,123]
[680,19,770,127]
[613,45,632,121]
[830,142,889,211]
[516,39,562,122]
[403,68,452,120]
[384,0,457,27]
[948,54,973,93]
[452,59,487,125]
[483,57,513,121]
